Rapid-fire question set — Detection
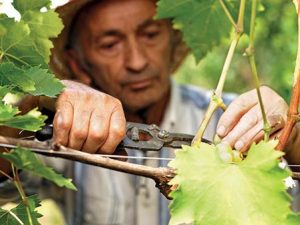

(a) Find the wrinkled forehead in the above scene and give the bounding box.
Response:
[79,0,157,27]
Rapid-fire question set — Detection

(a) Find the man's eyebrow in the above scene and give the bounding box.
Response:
[138,18,162,30]
[95,30,123,41]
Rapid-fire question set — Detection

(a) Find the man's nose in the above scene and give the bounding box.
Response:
[125,39,148,72]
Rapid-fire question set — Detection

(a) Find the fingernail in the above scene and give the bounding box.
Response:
[235,141,244,151]
[217,126,226,137]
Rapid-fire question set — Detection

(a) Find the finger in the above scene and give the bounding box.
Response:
[267,114,285,135]
[68,107,92,150]
[270,129,282,141]
[233,122,264,152]
[53,101,73,146]
[222,106,261,146]
[235,115,285,152]
[98,104,126,154]
[217,89,258,138]
[82,110,110,154]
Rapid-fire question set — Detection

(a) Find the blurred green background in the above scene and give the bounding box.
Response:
[174,0,297,102]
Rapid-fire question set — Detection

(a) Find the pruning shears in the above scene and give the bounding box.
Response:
[35,122,211,159]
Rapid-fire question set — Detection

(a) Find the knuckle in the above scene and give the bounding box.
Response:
[72,129,86,140]
[89,130,107,143]
[57,119,71,131]
[112,124,126,140]
[240,113,259,126]
[113,98,123,108]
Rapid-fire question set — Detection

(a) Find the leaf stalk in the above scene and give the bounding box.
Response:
[12,165,34,225]
[244,0,271,141]
[219,0,238,30]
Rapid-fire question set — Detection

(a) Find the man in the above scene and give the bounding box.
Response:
[0,0,299,224]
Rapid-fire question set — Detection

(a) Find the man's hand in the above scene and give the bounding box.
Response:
[217,86,288,152]
[53,80,126,154]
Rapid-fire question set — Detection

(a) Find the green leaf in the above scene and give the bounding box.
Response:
[0,62,63,97]
[0,195,42,225]
[156,0,236,61]
[0,102,46,132]
[0,102,19,120]
[26,66,64,97]
[169,140,293,225]
[0,24,7,36]
[156,0,254,62]
[0,147,77,191]
[0,86,12,98]
[0,62,35,93]
[0,6,63,67]
[13,0,51,15]
[22,10,64,63]
[285,213,300,225]
[0,107,47,132]
[0,16,46,67]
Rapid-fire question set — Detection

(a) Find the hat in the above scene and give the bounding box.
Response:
[49,0,189,79]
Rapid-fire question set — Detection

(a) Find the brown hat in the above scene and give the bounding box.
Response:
[49,0,189,79]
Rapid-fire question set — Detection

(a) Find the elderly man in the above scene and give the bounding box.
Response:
[0,0,299,225]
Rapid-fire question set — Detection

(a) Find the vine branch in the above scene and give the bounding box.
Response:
[277,1,300,151]
[0,135,175,199]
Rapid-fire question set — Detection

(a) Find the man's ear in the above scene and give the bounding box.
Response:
[65,49,92,85]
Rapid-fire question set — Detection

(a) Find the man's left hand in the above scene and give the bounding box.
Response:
[216,86,288,152]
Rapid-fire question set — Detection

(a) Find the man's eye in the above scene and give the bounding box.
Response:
[100,42,117,49]
[145,31,159,39]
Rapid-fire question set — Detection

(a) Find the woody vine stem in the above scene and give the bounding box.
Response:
[277,0,300,151]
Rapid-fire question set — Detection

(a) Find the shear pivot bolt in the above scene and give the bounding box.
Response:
[158,130,169,139]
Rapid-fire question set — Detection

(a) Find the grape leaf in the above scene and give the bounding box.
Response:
[0,103,19,121]
[285,214,300,225]
[0,62,35,93]
[0,86,12,98]
[0,108,46,132]
[0,62,64,97]
[26,66,64,97]
[156,0,253,62]
[0,5,63,67]
[0,147,77,191]
[0,103,46,132]
[22,10,63,64]
[168,140,293,225]
[0,16,45,67]
[0,195,42,225]
[13,0,63,64]
[13,0,51,15]
[156,0,237,61]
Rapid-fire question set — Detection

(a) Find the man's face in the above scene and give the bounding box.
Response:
[75,0,174,112]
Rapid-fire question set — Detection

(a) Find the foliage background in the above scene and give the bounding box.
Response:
[174,0,297,102]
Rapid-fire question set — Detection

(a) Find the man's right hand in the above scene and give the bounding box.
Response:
[53,80,126,154]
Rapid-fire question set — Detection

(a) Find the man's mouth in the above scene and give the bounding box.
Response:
[127,78,154,91]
